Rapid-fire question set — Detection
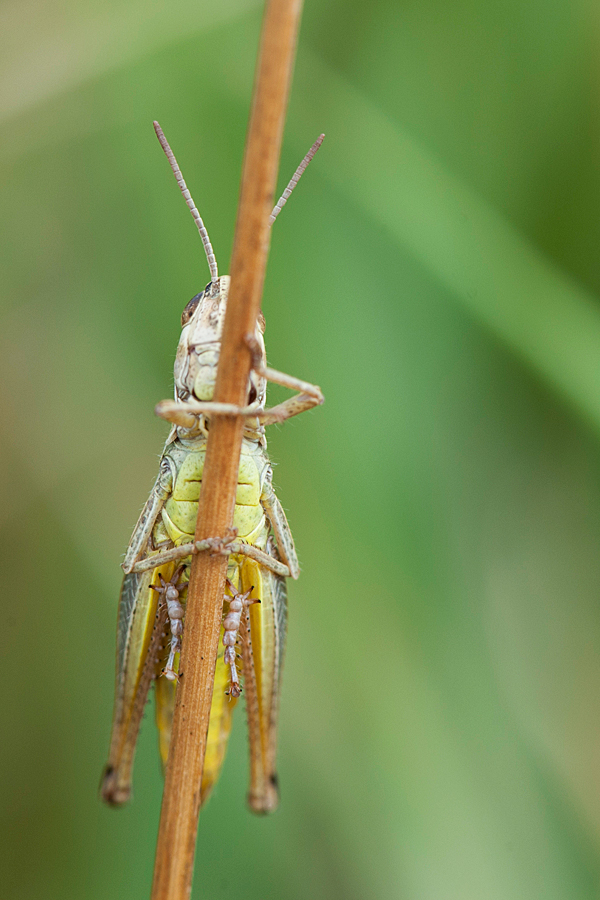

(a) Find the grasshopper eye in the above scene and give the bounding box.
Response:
[181,292,203,326]
[248,385,258,405]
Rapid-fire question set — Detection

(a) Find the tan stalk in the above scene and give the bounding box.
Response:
[150,0,304,898]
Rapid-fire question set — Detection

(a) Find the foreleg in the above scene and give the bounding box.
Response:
[155,340,323,430]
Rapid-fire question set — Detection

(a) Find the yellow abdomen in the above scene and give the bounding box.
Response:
[151,438,271,806]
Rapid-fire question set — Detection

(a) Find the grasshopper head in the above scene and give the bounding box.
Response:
[153,121,322,420]
[174,275,267,408]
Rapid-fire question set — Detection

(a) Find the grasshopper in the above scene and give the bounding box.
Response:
[101,123,324,814]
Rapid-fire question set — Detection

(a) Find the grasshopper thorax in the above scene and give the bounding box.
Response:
[173,275,267,409]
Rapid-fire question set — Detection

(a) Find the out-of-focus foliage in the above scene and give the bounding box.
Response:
[2,0,600,897]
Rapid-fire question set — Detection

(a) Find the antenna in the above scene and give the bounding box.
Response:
[153,121,219,282]
[269,134,325,226]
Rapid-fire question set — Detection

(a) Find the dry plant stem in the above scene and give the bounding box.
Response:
[150,1,304,898]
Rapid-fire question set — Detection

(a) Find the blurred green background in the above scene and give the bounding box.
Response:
[2,0,600,897]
